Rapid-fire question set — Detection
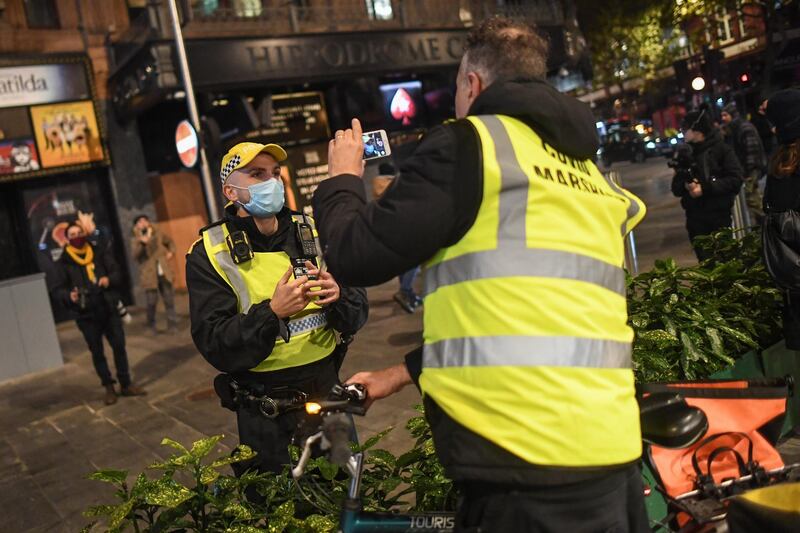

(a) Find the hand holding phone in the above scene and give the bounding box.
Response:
[328,118,366,178]
[362,130,391,160]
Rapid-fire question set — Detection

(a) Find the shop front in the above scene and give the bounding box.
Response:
[0,55,128,348]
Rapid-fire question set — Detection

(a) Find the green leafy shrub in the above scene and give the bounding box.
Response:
[83,406,457,532]
[628,228,783,382]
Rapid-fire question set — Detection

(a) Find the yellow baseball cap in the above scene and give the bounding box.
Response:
[219,142,288,183]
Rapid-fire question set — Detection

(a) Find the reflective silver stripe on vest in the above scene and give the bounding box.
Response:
[424,247,625,296]
[423,336,632,369]
[207,225,253,313]
[287,311,328,336]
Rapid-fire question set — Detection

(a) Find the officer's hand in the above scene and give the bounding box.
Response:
[270,268,310,319]
[345,364,413,409]
[328,118,365,179]
[302,260,340,306]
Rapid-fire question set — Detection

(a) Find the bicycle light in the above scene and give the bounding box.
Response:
[305,402,322,415]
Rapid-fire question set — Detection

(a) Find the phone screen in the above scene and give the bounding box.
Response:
[362,130,389,160]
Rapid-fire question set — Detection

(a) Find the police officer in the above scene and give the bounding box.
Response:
[186,142,368,476]
[313,17,649,532]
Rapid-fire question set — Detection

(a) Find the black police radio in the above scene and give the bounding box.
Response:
[292,217,319,280]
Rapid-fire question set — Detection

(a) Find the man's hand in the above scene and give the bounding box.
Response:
[345,364,413,408]
[270,268,310,319]
[70,288,79,303]
[302,260,340,306]
[77,211,96,235]
[98,276,110,288]
[686,180,703,198]
[328,118,365,178]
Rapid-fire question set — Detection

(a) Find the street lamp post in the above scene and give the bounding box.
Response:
[165,0,220,222]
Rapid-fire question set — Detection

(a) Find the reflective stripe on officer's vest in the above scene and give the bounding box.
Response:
[206,224,253,313]
[424,335,631,369]
[287,311,328,336]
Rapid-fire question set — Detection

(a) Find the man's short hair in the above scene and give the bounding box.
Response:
[132,214,149,226]
[463,16,549,86]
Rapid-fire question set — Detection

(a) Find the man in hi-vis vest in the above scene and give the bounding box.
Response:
[186,142,368,477]
[313,17,649,532]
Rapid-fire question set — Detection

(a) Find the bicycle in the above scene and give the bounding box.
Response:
[291,383,710,533]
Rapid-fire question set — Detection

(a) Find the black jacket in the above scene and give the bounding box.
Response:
[186,205,369,380]
[727,117,766,173]
[314,79,625,485]
[764,168,800,213]
[671,131,743,219]
[52,242,123,321]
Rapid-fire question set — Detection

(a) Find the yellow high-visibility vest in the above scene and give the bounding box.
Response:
[420,115,646,467]
[201,216,337,372]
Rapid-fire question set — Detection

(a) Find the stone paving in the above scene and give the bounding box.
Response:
[0,158,797,531]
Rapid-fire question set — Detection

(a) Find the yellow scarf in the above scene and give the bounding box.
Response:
[65,244,96,283]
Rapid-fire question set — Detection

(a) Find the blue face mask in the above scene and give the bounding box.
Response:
[231,179,285,217]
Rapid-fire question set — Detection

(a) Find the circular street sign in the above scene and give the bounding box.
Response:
[175,120,198,168]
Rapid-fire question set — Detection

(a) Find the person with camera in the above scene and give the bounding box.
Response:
[185,142,368,478]
[53,223,145,405]
[671,108,744,261]
[131,214,178,335]
[313,17,649,532]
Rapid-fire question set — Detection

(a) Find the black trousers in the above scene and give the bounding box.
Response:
[231,356,340,477]
[145,275,177,328]
[455,465,650,533]
[686,213,732,262]
[77,314,131,388]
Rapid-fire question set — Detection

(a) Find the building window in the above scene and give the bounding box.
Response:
[366,0,393,21]
[714,8,734,44]
[24,0,60,29]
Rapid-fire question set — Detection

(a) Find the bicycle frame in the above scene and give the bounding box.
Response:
[338,452,456,533]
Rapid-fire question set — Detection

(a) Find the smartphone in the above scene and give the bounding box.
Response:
[362,130,391,160]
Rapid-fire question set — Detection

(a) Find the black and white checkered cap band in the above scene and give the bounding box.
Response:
[286,312,328,336]
[220,154,241,183]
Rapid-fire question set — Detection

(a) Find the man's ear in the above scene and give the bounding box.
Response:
[466,71,484,101]
[222,183,238,204]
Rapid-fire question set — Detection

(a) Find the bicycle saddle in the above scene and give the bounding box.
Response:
[639,393,708,449]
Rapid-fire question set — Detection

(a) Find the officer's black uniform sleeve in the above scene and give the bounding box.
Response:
[312,121,481,287]
[186,243,281,374]
[326,286,369,335]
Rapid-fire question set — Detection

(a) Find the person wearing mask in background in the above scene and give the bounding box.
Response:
[53,223,145,405]
[721,102,767,224]
[132,215,178,335]
[314,17,649,532]
[373,162,423,313]
[672,108,743,261]
[186,142,368,478]
[762,89,800,350]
